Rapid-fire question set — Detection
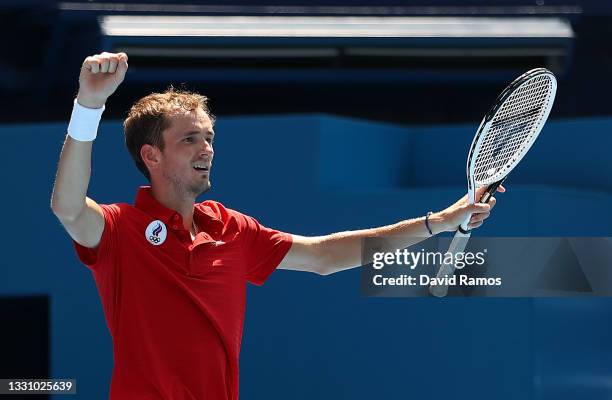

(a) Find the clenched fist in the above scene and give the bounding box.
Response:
[76,52,128,109]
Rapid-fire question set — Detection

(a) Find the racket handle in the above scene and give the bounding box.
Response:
[480,177,506,204]
[429,230,471,297]
[431,178,503,297]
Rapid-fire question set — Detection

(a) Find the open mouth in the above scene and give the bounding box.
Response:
[193,163,210,172]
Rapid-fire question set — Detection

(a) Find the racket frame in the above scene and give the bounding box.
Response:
[429,68,557,297]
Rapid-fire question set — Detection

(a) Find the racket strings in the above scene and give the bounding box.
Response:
[473,74,554,183]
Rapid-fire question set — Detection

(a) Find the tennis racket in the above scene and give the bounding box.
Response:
[429,68,557,297]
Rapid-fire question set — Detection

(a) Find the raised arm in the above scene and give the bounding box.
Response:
[278,185,504,275]
[51,52,128,248]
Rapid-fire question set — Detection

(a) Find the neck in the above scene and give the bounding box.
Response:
[150,184,196,231]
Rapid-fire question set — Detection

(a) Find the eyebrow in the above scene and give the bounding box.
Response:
[182,130,215,138]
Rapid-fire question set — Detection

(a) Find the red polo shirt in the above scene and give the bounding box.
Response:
[74,187,292,400]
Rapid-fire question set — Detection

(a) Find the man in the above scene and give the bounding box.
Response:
[51,52,500,400]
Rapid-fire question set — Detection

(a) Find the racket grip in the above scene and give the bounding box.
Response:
[430,260,454,297]
[480,177,506,204]
[429,230,471,297]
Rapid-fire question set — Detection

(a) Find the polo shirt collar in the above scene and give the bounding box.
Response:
[134,186,220,228]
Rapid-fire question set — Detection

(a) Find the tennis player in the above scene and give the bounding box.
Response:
[51,52,502,400]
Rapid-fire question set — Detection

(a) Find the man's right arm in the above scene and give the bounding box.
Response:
[51,52,128,249]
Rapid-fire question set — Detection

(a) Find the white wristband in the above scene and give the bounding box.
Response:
[67,99,105,142]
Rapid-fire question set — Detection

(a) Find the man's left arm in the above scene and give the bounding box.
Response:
[278,186,503,275]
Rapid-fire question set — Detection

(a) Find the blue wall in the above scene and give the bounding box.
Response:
[0,115,610,399]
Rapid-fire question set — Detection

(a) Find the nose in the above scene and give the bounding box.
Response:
[201,139,214,158]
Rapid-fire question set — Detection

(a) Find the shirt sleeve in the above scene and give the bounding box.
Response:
[240,214,293,286]
[72,203,121,333]
[73,204,120,271]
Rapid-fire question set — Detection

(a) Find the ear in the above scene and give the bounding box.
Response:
[141,144,162,174]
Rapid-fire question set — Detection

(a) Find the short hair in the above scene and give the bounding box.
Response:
[124,87,214,180]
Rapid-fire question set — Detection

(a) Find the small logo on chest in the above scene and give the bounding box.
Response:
[145,220,167,246]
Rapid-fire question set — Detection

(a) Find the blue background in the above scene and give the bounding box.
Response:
[1,115,611,399]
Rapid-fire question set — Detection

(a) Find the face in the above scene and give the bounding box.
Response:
[152,108,215,198]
